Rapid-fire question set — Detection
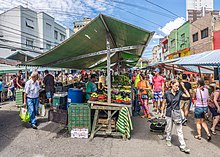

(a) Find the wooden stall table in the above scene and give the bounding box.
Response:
[88,101,132,141]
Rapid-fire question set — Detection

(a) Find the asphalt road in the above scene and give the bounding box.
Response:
[0,101,219,157]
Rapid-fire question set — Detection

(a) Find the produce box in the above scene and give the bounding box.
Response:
[53,95,67,110]
[68,103,91,132]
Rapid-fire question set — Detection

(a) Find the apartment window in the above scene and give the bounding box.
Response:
[201,28,208,39]
[54,30,58,40]
[193,32,198,42]
[46,43,51,50]
[171,39,175,47]
[181,33,185,43]
[26,39,33,48]
[46,23,51,31]
[60,33,65,41]
[26,18,34,29]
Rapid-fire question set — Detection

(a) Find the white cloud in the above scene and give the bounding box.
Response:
[153,33,164,39]
[0,0,114,28]
[159,17,185,35]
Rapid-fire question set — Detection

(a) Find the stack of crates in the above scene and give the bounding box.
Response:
[68,103,91,132]
[15,89,23,107]
[53,95,67,110]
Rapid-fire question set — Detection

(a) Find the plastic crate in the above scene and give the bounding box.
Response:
[15,89,23,107]
[68,103,91,132]
[53,95,67,108]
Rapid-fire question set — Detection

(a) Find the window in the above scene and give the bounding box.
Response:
[26,18,34,29]
[46,43,51,50]
[60,33,65,41]
[54,30,58,40]
[171,39,175,47]
[26,39,33,48]
[193,33,198,42]
[46,23,51,31]
[201,28,208,39]
[181,33,185,43]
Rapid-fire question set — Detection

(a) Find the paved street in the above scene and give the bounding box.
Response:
[0,101,219,157]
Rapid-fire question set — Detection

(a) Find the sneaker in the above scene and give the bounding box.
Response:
[32,124,38,129]
[166,140,172,147]
[180,146,190,153]
[182,118,187,125]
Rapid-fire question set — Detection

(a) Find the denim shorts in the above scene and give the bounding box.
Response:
[209,106,220,117]
[46,91,53,99]
[194,106,208,119]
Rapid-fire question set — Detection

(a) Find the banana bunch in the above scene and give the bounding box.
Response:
[91,92,98,98]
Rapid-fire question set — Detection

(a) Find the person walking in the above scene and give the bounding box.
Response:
[152,68,165,114]
[43,70,55,107]
[192,78,211,141]
[179,74,192,125]
[15,70,23,89]
[208,84,220,135]
[137,73,151,119]
[23,72,40,129]
[161,79,190,153]
[9,75,16,101]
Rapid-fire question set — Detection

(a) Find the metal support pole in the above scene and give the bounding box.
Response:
[106,32,111,104]
[25,55,28,81]
[198,66,201,78]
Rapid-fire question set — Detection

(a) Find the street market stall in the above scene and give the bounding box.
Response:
[20,14,154,140]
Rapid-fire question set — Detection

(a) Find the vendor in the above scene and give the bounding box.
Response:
[86,74,97,101]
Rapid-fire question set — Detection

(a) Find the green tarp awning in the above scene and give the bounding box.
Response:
[21,14,154,69]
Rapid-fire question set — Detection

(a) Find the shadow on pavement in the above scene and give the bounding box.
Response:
[0,109,24,152]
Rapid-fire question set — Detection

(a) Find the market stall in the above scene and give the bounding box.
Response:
[21,14,154,139]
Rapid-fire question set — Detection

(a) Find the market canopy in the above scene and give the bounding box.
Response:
[171,49,220,66]
[0,64,26,74]
[7,51,40,62]
[21,14,154,69]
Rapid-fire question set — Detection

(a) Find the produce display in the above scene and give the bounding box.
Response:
[89,87,131,104]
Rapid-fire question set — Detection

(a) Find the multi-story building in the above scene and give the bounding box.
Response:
[190,13,220,54]
[167,21,191,59]
[73,18,92,33]
[159,36,168,60]
[0,5,73,58]
[186,0,214,21]
[151,45,162,63]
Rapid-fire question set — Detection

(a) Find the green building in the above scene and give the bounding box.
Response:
[167,21,190,59]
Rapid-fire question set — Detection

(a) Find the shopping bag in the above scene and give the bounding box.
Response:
[38,103,46,117]
[7,90,12,97]
[19,108,30,122]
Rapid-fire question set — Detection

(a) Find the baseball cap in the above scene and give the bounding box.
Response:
[154,68,160,72]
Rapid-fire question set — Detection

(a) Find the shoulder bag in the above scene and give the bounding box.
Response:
[171,94,182,124]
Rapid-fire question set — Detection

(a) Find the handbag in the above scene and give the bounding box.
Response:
[199,89,209,119]
[141,94,148,99]
[170,95,182,124]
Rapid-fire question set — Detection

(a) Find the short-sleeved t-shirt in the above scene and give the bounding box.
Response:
[137,80,148,95]
[179,81,192,100]
[86,81,97,100]
[43,74,55,93]
[152,75,164,92]
[164,90,183,117]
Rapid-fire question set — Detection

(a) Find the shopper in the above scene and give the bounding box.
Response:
[192,78,211,141]
[0,78,2,103]
[9,75,16,101]
[137,73,151,119]
[161,79,190,153]
[86,74,97,101]
[208,84,220,135]
[43,70,55,107]
[179,74,192,124]
[23,72,40,129]
[152,68,165,114]
[15,70,23,89]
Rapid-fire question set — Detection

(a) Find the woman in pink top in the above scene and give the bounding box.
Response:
[192,78,211,141]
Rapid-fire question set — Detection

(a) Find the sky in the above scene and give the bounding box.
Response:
[0,0,220,59]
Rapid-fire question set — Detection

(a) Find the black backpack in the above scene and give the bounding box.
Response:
[149,118,167,132]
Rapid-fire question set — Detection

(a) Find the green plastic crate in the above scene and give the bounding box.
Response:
[68,103,91,132]
[16,90,23,107]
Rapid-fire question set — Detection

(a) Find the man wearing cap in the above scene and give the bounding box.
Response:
[152,68,165,114]
[23,72,40,129]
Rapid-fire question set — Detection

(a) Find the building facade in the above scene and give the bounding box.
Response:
[0,6,73,58]
[151,45,162,63]
[186,0,214,21]
[73,18,92,33]
[190,13,220,54]
[159,36,168,60]
[168,29,178,59]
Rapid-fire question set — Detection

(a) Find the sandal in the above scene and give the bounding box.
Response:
[194,135,201,140]
[210,129,217,135]
[141,116,147,118]
[207,134,211,141]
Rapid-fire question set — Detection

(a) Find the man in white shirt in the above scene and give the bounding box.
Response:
[23,72,40,129]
